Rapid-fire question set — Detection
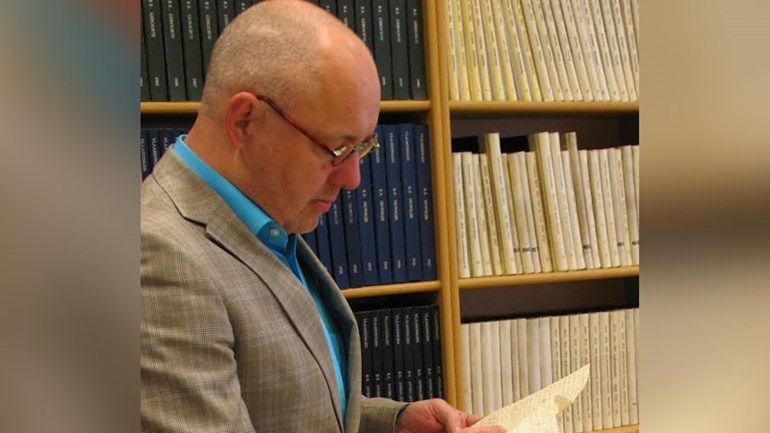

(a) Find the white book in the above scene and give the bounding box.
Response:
[570,0,610,100]
[561,150,587,269]
[559,315,574,433]
[578,314,593,432]
[618,0,639,93]
[609,312,622,426]
[550,133,580,270]
[530,0,566,100]
[588,150,611,268]
[550,316,565,433]
[500,320,515,406]
[509,0,544,101]
[447,0,462,101]
[621,147,639,265]
[589,0,629,101]
[480,0,507,100]
[517,153,543,273]
[472,153,494,275]
[625,310,639,424]
[519,0,556,101]
[490,0,520,100]
[539,317,554,423]
[517,318,530,397]
[453,153,471,277]
[630,0,639,47]
[582,0,621,101]
[491,321,504,411]
[452,0,473,101]
[599,311,613,427]
[461,323,474,411]
[607,0,637,99]
[459,0,483,101]
[569,315,584,432]
[479,154,504,275]
[617,311,630,425]
[471,0,494,100]
[542,0,582,100]
[511,317,523,401]
[498,0,532,101]
[480,134,519,274]
[527,318,542,393]
[481,321,502,413]
[579,150,602,268]
[553,0,594,100]
[634,309,639,417]
[589,313,603,430]
[526,152,554,272]
[470,322,485,414]
[502,155,525,273]
[608,148,632,266]
[632,145,639,223]
[530,133,567,271]
[566,134,595,269]
[461,152,484,276]
[507,153,536,273]
[598,149,620,267]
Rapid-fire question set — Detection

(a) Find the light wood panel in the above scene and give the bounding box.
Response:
[449,101,639,116]
[341,280,440,299]
[140,100,431,115]
[460,267,640,290]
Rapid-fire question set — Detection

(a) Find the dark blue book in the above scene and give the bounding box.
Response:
[388,0,410,99]
[199,0,219,74]
[391,308,406,401]
[383,125,407,282]
[328,195,349,288]
[357,157,379,285]
[370,126,392,283]
[410,306,424,400]
[234,0,252,15]
[431,304,443,398]
[147,128,163,167]
[161,128,177,152]
[356,311,373,397]
[140,130,151,178]
[380,309,395,399]
[406,0,427,99]
[414,124,436,279]
[341,189,362,288]
[337,0,355,30]
[372,0,393,99]
[402,306,415,401]
[140,21,150,101]
[319,0,336,15]
[142,0,168,100]
[315,213,333,275]
[398,124,422,281]
[371,309,382,396]
[217,0,235,31]
[161,0,187,101]
[420,305,435,398]
[302,230,317,253]
[180,0,204,100]
[353,0,373,53]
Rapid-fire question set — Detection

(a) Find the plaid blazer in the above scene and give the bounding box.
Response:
[140,152,405,433]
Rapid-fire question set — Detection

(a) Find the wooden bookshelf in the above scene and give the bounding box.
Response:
[459,267,639,290]
[140,100,431,115]
[594,426,639,433]
[449,101,639,116]
[340,280,440,299]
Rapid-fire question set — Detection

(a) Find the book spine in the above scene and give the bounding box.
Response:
[381,309,395,399]
[516,318,529,398]
[479,0,507,101]
[510,0,544,100]
[459,0,482,100]
[147,128,163,167]
[589,313,604,429]
[431,305,444,398]
[626,309,639,424]
[414,125,436,280]
[403,307,415,401]
[517,153,542,272]
[469,322,485,413]
[315,213,333,275]
[399,124,423,281]
[406,0,427,99]
[354,0,374,53]
[461,152,484,277]
[507,153,535,273]
[530,132,567,271]
[559,315,573,433]
[617,310,630,425]
[216,0,235,31]
[342,189,363,287]
[453,152,471,278]
[358,311,373,396]
[371,308,383,396]
[490,0,519,101]
[586,0,623,101]
[198,0,219,75]
[319,0,336,15]
[579,314,594,432]
[470,0,493,100]
[234,0,252,15]
[460,323,472,410]
[549,134,581,270]
[621,146,639,265]
[337,0,355,31]
[371,127,393,283]
[561,150,587,269]
[328,195,350,288]
[373,0,393,99]
[510,318,521,401]
[609,311,621,426]
[472,154,493,276]
[598,149,620,266]
[180,0,204,100]
[357,157,380,285]
[499,320,514,407]
[502,158,525,274]
[550,316,565,432]
[609,148,632,266]
[572,0,611,100]
[140,130,151,179]
[499,0,533,101]
[389,0,410,99]
[479,154,503,275]
[540,0,577,100]
[143,0,169,101]
[526,317,542,394]
[608,0,637,99]
[384,125,407,282]
[525,152,553,272]
[451,0,472,101]
[420,306,435,398]
[553,0,593,100]
[539,317,553,398]
[392,309,406,401]
[599,311,613,427]
[410,307,425,400]
[140,21,151,101]
[588,150,611,267]
[446,0,462,100]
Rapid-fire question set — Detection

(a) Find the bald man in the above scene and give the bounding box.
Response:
[140,1,505,433]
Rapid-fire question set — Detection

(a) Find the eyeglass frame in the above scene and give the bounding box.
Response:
[253,93,379,167]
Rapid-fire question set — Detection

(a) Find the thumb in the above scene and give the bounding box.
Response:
[431,402,465,433]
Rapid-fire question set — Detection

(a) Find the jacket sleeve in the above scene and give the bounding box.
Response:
[358,396,408,433]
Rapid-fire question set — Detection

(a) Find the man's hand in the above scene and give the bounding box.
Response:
[395,399,506,433]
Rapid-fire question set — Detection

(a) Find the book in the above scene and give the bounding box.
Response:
[452,0,473,101]
[473,154,494,276]
[479,154,504,275]
[566,133,596,269]
[461,152,484,277]
[479,0,508,100]
[529,132,568,271]
[420,306,435,398]
[357,157,379,285]
[328,195,350,288]
[140,21,150,101]
[406,0,428,98]
[481,321,499,414]
[319,0,336,15]
[398,125,423,281]
[549,134,581,270]
[342,189,363,287]
[569,315,584,432]
[354,0,374,53]
[599,311,613,427]
[471,0,494,100]
[393,309,407,401]
[373,0,393,99]
[147,128,163,167]
[389,0,410,99]
[199,0,219,75]
[411,307,425,400]
[633,145,639,215]
[143,0,169,101]
[217,0,235,31]
[480,133,518,274]
[498,0,532,100]
[539,318,554,401]
[525,152,553,272]
[579,314,593,431]
[384,125,407,282]
[579,149,602,268]
[507,153,535,273]
[616,310,630,425]
[381,309,395,399]
[447,0,462,100]
[371,308,383,396]
[541,0,580,100]
[555,0,594,100]
[520,0,556,101]
[598,149,620,266]
[608,148,632,266]
[511,318,522,401]
[603,0,636,100]
[570,0,611,100]
[612,0,639,95]
[370,129,393,283]
[337,0,355,30]
[501,156,525,273]
[517,318,530,397]
[461,323,473,410]
[589,313,603,430]
[516,153,542,273]
[561,150,587,270]
[627,309,638,423]
[234,0,251,15]
[585,0,624,101]
[453,153,471,278]
[500,320,514,406]
[431,305,444,398]
[530,0,566,100]
[302,229,317,252]
[549,316,564,432]
[559,315,573,432]
[510,0,545,100]
[460,0,483,100]
[414,125,436,279]
[470,322,485,413]
[140,130,151,178]
[609,311,621,426]
[588,150,612,268]
[621,146,639,265]
[357,311,373,396]
[490,0,520,100]
[179,0,205,100]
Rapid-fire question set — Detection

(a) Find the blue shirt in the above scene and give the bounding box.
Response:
[173,136,348,417]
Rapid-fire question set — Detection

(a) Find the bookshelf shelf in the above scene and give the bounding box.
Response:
[448,101,639,117]
[459,267,639,290]
[341,280,441,299]
[592,426,639,433]
[140,100,431,115]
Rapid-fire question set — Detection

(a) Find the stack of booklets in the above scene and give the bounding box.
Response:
[452,132,638,277]
[141,0,427,101]
[304,123,436,289]
[445,0,639,102]
[461,308,639,430]
[354,304,444,401]
[141,127,190,179]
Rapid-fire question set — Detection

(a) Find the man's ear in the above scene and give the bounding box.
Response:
[224,92,260,150]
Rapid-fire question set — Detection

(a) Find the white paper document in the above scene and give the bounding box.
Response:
[474,364,590,433]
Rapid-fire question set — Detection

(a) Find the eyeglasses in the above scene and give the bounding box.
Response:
[253,93,379,166]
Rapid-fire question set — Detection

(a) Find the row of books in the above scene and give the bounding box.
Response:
[141,127,188,179]
[140,0,427,102]
[446,0,639,102]
[301,123,436,288]
[452,132,639,278]
[460,308,639,431]
[354,304,444,401]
